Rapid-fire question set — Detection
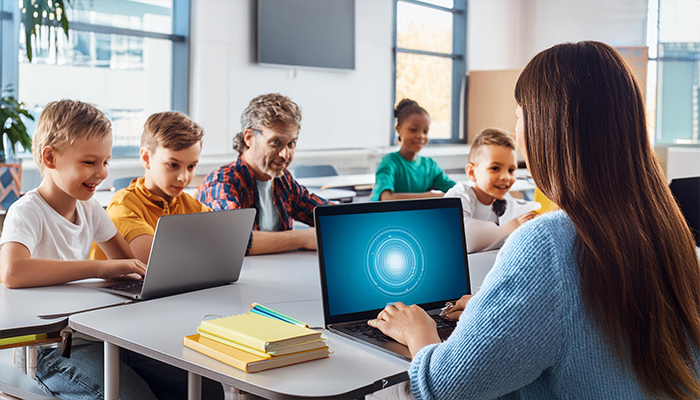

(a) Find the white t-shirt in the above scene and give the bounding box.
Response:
[445,182,540,252]
[0,189,117,260]
[255,179,281,232]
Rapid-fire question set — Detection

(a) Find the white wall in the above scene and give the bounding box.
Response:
[187,0,648,162]
[468,0,648,71]
[190,0,394,155]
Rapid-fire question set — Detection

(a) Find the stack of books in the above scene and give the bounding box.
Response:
[183,307,329,373]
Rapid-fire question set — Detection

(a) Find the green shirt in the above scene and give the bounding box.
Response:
[370,152,456,201]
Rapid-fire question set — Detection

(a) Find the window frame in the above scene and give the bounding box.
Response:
[647,0,700,147]
[391,0,467,145]
[0,1,191,157]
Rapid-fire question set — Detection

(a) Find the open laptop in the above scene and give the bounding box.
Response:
[314,198,470,360]
[97,208,255,300]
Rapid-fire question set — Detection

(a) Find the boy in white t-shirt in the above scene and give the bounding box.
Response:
[0,100,166,400]
[0,101,145,287]
[445,128,540,252]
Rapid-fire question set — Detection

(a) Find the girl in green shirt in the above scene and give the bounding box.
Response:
[371,99,456,201]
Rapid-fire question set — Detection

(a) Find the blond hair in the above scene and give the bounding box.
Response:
[468,128,517,163]
[32,99,112,173]
[233,93,302,154]
[141,111,204,153]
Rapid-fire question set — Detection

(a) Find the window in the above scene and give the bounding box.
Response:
[393,0,466,144]
[1,0,190,158]
[647,0,700,146]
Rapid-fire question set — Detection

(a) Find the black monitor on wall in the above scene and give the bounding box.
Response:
[257,0,355,70]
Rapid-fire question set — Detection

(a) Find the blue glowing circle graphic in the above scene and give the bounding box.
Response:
[365,227,425,296]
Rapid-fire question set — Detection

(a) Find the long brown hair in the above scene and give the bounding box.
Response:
[515,41,700,399]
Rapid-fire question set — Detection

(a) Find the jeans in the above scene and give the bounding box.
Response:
[365,381,414,400]
[36,343,224,400]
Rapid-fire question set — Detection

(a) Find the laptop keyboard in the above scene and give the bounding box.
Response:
[345,323,394,342]
[345,315,456,343]
[109,281,143,294]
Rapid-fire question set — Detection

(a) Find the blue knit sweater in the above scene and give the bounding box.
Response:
[410,210,670,399]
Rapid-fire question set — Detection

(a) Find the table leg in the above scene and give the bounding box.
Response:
[187,372,201,400]
[223,385,256,400]
[26,346,37,379]
[104,342,119,400]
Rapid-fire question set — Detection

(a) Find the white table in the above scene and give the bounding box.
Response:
[68,251,499,400]
[93,187,357,208]
[0,283,126,339]
[447,174,537,192]
[69,253,408,400]
[297,174,376,191]
[297,171,536,192]
[0,283,128,400]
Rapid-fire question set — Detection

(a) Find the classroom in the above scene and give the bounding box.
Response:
[1,0,700,399]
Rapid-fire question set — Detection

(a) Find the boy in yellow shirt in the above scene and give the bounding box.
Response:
[91,111,210,263]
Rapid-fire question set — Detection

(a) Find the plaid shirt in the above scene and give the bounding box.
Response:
[196,157,329,250]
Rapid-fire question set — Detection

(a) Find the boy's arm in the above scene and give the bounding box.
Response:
[96,232,137,260]
[125,235,153,264]
[0,242,146,289]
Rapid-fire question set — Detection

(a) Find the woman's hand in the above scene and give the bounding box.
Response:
[444,294,473,320]
[368,302,442,358]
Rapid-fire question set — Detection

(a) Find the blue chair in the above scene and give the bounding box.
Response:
[294,165,338,179]
[112,176,139,191]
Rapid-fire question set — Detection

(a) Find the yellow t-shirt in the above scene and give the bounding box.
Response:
[90,177,211,260]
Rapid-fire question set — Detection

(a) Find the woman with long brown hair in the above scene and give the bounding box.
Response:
[369,41,700,399]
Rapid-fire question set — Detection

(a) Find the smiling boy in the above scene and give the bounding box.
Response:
[91,111,210,263]
[445,128,539,252]
[0,99,145,288]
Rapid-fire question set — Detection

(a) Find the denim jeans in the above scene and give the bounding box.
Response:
[36,343,224,400]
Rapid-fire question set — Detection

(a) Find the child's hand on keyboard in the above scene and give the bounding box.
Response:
[97,259,146,280]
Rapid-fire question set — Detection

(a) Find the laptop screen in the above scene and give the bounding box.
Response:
[315,198,470,324]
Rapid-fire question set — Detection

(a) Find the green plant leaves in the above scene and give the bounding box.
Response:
[0,87,34,163]
[21,0,71,62]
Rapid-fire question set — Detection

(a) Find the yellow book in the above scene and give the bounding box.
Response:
[183,334,330,373]
[198,331,327,358]
[197,313,322,353]
[0,334,47,347]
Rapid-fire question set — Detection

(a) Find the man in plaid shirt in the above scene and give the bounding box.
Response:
[196,94,329,254]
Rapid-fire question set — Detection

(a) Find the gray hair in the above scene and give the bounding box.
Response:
[233,93,302,153]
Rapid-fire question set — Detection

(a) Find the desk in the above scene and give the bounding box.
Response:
[0,283,126,339]
[93,187,357,208]
[446,175,537,192]
[297,170,536,193]
[70,253,409,400]
[297,174,376,191]
[0,284,127,400]
[68,251,499,400]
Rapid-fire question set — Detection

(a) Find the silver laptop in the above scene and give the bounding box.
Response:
[314,198,470,360]
[97,208,255,300]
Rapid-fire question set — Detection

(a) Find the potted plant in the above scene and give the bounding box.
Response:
[0,88,34,210]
